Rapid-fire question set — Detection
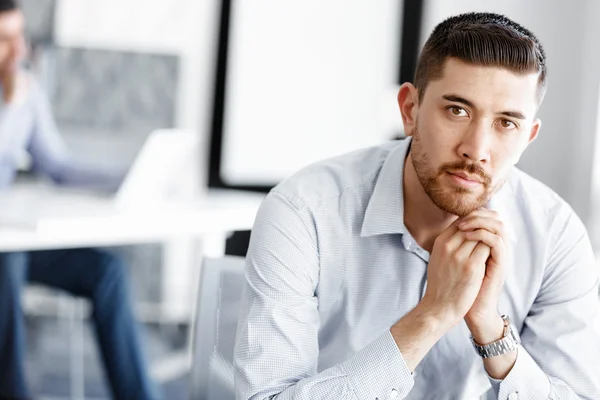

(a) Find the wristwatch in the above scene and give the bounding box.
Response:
[470,315,521,358]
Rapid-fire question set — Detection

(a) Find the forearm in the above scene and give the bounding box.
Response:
[45,160,126,191]
[390,301,453,372]
[238,331,416,400]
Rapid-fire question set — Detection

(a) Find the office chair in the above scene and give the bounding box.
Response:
[189,256,246,400]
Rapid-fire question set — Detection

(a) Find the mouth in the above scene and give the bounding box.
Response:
[446,171,484,188]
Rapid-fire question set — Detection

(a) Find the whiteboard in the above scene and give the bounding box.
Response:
[220,0,403,185]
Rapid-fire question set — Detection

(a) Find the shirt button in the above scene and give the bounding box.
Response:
[508,392,519,400]
[390,389,399,398]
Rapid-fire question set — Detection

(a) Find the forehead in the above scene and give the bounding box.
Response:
[423,58,539,116]
[0,10,23,37]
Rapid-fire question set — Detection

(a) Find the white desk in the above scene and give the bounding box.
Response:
[0,181,265,253]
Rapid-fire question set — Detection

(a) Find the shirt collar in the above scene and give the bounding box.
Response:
[360,138,411,237]
[360,137,517,243]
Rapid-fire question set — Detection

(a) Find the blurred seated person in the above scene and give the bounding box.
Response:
[0,1,159,399]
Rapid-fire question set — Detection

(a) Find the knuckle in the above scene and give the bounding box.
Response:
[441,241,453,253]
[452,251,463,264]
[464,260,478,272]
[496,220,506,232]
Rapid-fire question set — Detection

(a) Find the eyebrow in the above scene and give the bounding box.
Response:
[442,94,527,120]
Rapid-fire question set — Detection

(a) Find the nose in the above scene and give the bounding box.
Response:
[456,120,491,163]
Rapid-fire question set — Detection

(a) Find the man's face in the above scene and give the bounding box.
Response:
[403,58,541,217]
[0,10,26,76]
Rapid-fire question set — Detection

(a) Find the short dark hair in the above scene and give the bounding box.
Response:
[0,0,18,13]
[414,12,547,105]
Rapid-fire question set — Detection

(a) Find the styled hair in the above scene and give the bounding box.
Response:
[414,12,547,105]
[0,0,17,13]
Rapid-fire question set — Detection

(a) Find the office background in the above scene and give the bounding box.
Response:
[16,0,600,398]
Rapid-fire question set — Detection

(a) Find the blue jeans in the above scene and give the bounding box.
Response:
[0,248,160,400]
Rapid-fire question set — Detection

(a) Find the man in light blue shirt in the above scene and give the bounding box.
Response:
[0,1,159,399]
[234,12,600,400]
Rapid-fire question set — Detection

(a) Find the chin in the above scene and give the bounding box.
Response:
[433,187,488,217]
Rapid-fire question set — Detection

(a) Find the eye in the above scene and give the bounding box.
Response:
[499,119,517,130]
[447,106,468,117]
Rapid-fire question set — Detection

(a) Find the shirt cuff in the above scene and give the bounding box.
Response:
[488,376,501,396]
[496,346,551,400]
[341,330,414,400]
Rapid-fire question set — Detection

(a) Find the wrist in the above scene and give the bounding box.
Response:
[466,313,504,345]
[413,300,458,332]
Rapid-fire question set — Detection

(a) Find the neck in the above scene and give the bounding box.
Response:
[402,152,458,252]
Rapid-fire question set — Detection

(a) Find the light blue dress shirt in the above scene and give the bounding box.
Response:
[234,138,600,400]
[0,73,123,190]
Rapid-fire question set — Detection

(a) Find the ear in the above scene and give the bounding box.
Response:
[527,118,541,144]
[397,82,419,136]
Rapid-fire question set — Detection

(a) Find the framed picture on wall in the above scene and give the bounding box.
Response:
[209,0,424,192]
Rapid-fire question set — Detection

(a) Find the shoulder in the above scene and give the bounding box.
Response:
[271,141,401,210]
[508,168,587,245]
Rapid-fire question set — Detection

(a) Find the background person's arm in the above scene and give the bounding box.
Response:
[27,77,125,191]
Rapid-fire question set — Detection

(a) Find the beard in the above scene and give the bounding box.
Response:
[410,126,496,217]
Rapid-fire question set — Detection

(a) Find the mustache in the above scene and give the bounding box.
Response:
[439,161,492,185]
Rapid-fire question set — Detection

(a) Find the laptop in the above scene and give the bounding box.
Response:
[114,128,201,209]
[0,129,201,225]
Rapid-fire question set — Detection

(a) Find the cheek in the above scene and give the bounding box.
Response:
[418,116,451,149]
[491,141,523,176]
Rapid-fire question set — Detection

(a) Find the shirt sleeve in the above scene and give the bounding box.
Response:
[27,78,125,191]
[492,210,600,400]
[234,191,415,400]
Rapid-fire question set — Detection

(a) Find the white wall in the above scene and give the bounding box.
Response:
[421,0,600,227]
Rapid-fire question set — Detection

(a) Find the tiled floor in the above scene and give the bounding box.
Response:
[24,316,189,399]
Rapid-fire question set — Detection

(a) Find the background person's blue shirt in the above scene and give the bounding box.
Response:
[0,73,124,191]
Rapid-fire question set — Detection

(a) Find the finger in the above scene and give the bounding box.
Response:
[459,209,500,230]
[443,226,473,253]
[443,218,462,236]
[468,241,492,266]
[454,238,480,263]
[458,216,506,238]
[463,208,500,219]
[464,229,505,266]
[434,218,462,247]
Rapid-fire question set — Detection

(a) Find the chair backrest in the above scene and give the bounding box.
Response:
[190,256,247,400]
